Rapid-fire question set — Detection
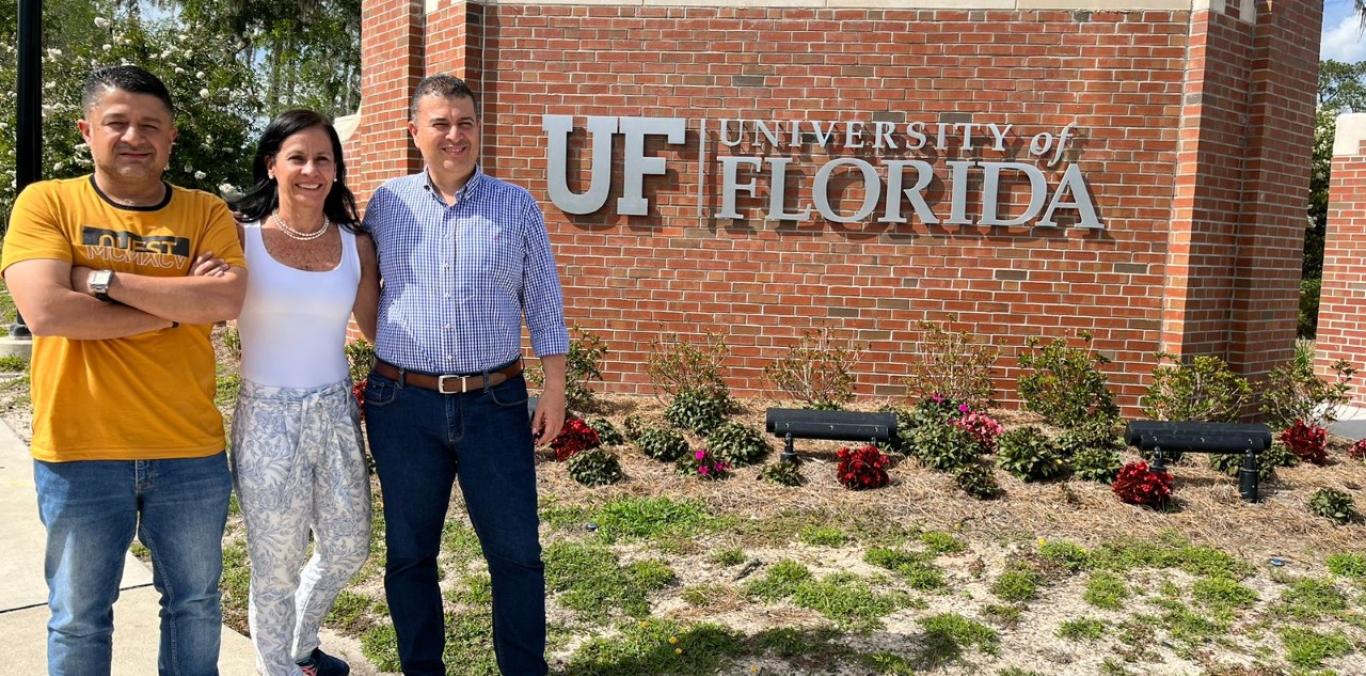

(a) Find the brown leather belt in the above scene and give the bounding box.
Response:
[373,359,523,395]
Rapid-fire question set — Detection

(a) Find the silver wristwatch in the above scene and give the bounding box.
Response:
[88,269,114,302]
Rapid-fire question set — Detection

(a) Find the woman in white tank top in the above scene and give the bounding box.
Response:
[220,110,379,676]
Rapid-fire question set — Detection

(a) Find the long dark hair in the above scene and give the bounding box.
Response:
[229,109,361,232]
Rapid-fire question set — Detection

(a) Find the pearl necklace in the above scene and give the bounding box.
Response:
[270,213,331,241]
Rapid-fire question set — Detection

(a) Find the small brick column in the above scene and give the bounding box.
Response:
[1316,113,1366,406]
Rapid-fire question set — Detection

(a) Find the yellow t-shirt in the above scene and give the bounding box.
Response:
[1,175,246,462]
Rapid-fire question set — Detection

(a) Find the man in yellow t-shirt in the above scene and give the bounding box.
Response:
[1,66,246,675]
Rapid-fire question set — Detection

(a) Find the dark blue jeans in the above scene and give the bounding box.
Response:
[34,451,232,676]
[365,370,547,676]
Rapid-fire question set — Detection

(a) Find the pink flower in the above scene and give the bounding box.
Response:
[698,465,709,475]
[958,403,970,414]
[695,449,706,460]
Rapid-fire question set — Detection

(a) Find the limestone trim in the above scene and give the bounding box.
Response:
[1334,113,1366,157]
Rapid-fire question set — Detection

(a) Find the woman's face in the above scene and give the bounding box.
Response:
[268,126,336,213]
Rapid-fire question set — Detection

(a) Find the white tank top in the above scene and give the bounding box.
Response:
[238,220,360,388]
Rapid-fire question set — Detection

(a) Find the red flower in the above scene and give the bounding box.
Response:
[836,444,890,490]
[550,417,601,461]
[1111,460,1173,508]
[352,379,367,420]
[1280,420,1328,465]
[1349,439,1366,462]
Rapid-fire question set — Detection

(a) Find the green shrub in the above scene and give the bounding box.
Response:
[527,326,607,413]
[1260,356,1356,429]
[1208,449,1280,481]
[1308,488,1358,525]
[905,316,999,410]
[910,420,980,471]
[585,418,625,446]
[705,421,771,467]
[664,388,731,436]
[1017,333,1119,428]
[1299,278,1321,338]
[566,448,624,487]
[763,328,863,410]
[345,338,376,384]
[647,333,730,398]
[954,463,1003,499]
[1056,419,1124,457]
[621,414,647,440]
[1140,353,1251,423]
[879,406,917,456]
[635,427,689,462]
[996,427,1068,482]
[1071,447,1122,483]
[760,461,805,487]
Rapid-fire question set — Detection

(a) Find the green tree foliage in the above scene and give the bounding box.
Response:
[1,0,363,227]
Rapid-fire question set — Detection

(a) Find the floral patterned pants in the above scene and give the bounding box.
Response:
[230,378,371,676]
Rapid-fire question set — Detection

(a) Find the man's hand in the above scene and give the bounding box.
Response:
[190,251,231,277]
[531,385,566,447]
[530,354,569,447]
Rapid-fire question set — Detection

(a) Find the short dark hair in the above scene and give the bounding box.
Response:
[228,109,361,232]
[82,65,175,116]
[410,74,478,120]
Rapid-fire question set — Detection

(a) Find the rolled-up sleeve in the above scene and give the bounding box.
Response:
[520,199,569,357]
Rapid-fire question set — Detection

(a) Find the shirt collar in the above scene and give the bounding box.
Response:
[421,165,484,205]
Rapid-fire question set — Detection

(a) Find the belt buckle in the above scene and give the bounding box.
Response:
[437,374,469,394]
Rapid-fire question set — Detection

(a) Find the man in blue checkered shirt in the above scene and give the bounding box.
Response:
[360,74,568,676]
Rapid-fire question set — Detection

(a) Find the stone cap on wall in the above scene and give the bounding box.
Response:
[442,0,1249,20]
[1334,113,1366,158]
[335,112,361,146]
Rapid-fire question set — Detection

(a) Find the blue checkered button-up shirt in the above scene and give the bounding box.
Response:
[362,167,570,375]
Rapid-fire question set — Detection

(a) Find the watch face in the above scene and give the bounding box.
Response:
[90,270,112,292]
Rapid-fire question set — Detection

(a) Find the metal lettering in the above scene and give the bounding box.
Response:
[880,160,938,225]
[979,161,1047,227]
[1039,163,1104,229]
[814,158,880,224]
[718,156,762,219]
[765,158,811,222]
[543,115,616,215]
[946,160,975,225]
[618,117,686,216]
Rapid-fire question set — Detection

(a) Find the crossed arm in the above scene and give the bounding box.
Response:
[3,254,246,340]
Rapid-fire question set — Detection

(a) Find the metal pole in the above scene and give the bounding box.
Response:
[11,0,42,339]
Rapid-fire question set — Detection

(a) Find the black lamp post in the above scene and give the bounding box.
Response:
[11,0,42,339]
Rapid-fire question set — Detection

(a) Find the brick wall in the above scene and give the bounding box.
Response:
[346,0,1323,412]
[1318,113,1366,405]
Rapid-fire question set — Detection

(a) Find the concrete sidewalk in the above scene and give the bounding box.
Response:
[0,420,257,675]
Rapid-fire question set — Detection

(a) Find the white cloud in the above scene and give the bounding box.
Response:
[1322,11,1366,63]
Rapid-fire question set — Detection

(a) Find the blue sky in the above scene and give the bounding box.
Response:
[1323,0,1366,62]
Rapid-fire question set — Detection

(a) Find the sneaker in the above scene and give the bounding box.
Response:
[296,648,349,676]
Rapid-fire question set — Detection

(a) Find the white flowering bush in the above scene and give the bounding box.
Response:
[0,2,258,222]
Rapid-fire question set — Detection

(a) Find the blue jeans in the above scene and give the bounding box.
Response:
[34,451,233,676]
[365,370,547,676]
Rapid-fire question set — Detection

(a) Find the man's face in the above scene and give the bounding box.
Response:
[77,88,176,183]
[408,94,479,180]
